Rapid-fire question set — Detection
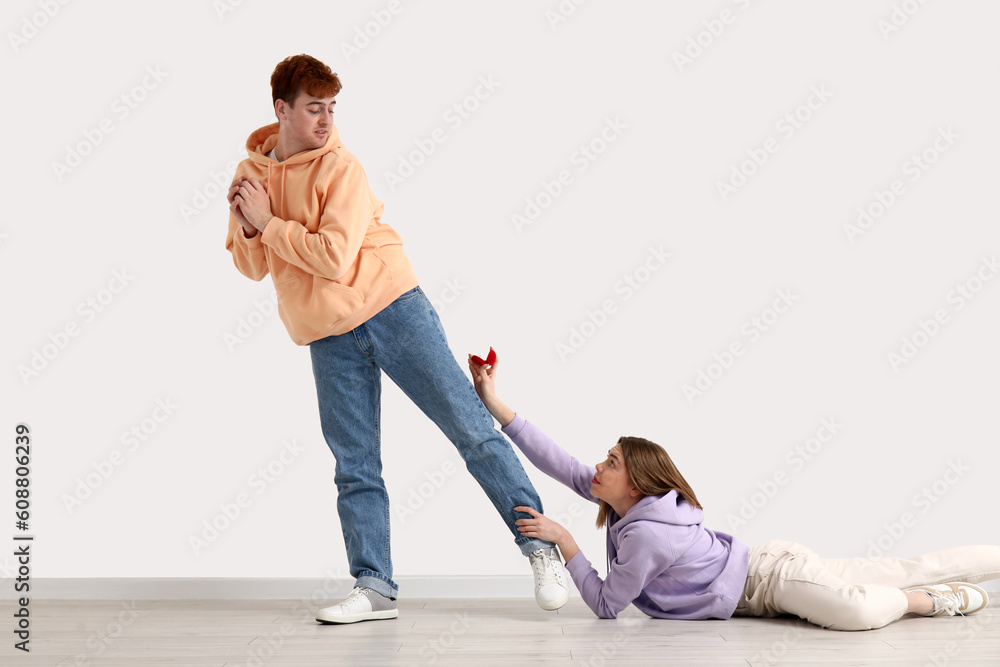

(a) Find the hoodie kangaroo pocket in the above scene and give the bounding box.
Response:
[276,274,364,336]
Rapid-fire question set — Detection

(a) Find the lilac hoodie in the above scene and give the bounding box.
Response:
[502,414,750,620]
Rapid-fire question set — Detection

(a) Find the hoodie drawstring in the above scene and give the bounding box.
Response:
[265,158,287,220]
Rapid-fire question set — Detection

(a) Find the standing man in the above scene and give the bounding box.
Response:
[225,54,569,623]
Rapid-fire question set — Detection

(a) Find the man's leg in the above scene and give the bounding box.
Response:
[309,327,398,600]
[363,287,554,555]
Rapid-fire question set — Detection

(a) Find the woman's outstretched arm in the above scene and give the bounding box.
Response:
[467,353,598,504]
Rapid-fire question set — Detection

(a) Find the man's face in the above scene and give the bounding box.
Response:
[275,90,335,155]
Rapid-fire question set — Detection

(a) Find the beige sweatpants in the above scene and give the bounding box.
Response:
[733,540,1000,631]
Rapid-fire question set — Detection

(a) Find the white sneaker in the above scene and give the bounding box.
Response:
[907,582,989,617]
[529,547,569,611]
[315,587,399,624]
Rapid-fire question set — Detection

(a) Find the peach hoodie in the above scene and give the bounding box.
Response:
[225,122,419,345]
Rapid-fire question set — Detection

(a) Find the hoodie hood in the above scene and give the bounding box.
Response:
[612,490,703,531]
[243,122,344,219]
[245,121,343,165]
[604,490,703,573]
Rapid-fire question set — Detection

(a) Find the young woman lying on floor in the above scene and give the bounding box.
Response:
[467,350,999,631]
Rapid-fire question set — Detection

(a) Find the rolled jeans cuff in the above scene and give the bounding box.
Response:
[356,572,398,599]
[518,537,557,557]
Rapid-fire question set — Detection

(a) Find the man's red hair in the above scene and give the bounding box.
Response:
[270,54,342,108]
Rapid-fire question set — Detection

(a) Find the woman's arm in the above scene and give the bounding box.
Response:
[472,368,515,427]
[467,354,598,503]
[566,526,671,619]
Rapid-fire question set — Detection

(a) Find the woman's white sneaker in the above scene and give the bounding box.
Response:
[907,582,989,617]
[529,547,569,611]
[315,587,398,624]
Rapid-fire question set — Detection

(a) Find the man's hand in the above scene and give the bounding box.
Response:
[232,176,273,232]
[228,176,254,234]
[228,175,267,235]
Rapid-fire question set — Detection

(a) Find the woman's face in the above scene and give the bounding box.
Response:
[591,443,635,503]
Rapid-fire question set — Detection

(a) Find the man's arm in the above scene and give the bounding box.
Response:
[225,174,269,281]
[258,160,374,281]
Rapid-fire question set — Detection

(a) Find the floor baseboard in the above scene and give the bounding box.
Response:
[4,576,998,600]
[1,576,562,600]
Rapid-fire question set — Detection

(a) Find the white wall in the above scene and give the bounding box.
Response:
[3,0,998,585]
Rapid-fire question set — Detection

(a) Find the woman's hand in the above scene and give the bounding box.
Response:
[514,506,566,543]
[515,506,581,563]
[467,351,515,427]
[467,353,499,403]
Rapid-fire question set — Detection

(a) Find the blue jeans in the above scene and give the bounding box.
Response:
[309,286,554,598]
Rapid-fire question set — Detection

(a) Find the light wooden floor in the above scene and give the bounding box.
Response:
[5,597,999,666]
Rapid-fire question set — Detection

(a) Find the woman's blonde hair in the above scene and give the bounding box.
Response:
[595,436,703,528]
